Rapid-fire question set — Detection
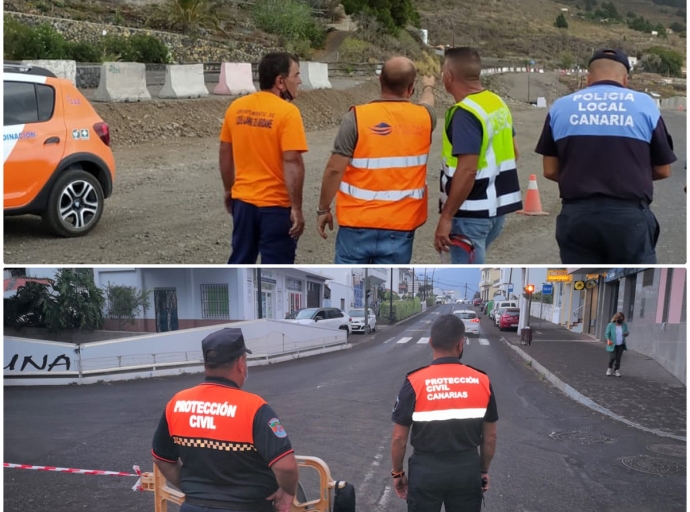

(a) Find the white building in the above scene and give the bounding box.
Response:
[309,268,387,313]
[25,267,332,332]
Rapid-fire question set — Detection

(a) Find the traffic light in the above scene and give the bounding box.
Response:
[523,284,535,299]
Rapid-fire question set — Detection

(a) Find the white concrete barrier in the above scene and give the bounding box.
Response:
[159,64,208,99]
[214,62,256,96]
[536,97,547,108]
[660,96,686,110]
[21,60,77,85]
[5,319,348,386]
[93,62,151,102]
[300,61,332,90]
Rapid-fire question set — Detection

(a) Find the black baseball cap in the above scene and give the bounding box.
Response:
[588,48,630,72]
[202,328,252,363]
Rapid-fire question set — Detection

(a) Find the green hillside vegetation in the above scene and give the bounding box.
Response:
[3,0,686,73]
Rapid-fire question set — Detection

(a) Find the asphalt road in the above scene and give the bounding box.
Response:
[4,305,686,512]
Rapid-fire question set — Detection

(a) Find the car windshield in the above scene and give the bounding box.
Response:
[294,308,319,319]
[349,310,365,317]
[454,312,477,319]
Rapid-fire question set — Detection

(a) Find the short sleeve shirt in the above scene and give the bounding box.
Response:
[534,81,676,202]
[220,91,308,207]
[392,358,498,453]
[446,108,516,156]
[152,376,293,506]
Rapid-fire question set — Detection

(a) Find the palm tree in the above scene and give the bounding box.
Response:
[163,0,219,34]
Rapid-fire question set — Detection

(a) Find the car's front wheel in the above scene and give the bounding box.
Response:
[44,167,105,237]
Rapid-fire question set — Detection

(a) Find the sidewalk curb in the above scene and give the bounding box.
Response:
[501,337,687,442]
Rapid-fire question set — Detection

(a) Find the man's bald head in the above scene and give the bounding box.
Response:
[588,53,629,85]
[443,47,482,83]
[380,56,417,96]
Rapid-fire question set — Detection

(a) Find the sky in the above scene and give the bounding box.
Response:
[411,267,550,299]
[412,267,482,299]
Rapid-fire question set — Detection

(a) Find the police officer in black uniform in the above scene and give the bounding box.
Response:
[535,48,677,264]
[152,328,299,512]
[391,314,498,512]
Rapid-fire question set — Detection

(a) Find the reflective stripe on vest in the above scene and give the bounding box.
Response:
[336,102,432,231]
[407,364,492,423]
[440,91,521,217]
[412,408,488,422]
[340,181,425,201]
[350,154,429,169]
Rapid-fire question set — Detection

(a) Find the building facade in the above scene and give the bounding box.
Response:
[600,268,686,383]
[26,268,330,332]
[479,268,502,301]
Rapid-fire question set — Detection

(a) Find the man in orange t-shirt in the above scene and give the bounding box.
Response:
[219,52,308,264]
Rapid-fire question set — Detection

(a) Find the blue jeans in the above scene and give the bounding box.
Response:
[449,216,506,264]
[335,227,415,264]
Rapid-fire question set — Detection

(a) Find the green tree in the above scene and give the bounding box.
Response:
[555,13,569,28]
[44,269,105,331]
[641,46,684,76]
[343,0,419,34]
[670,22,686,32]
[105,283,150,330]
[4,281,51,329]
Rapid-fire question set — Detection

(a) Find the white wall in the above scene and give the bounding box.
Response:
[5,319,348,386]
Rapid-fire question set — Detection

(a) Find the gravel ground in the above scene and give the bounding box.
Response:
[4,73,686,264]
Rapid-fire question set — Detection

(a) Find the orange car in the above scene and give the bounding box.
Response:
[3,64,116,237]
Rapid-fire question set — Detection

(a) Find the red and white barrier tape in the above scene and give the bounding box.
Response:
[4,463,144,491]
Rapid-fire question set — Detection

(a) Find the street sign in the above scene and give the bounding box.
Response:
[508,284,514,292]
[542,284,553,295]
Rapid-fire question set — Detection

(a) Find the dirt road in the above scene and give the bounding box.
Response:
[4,74,686,264]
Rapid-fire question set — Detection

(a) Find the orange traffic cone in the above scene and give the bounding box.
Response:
[517,174,549,216]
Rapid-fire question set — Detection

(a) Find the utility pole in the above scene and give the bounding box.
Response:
[364,267,369,333]
[256,268,263,319]
[464,283,468,300]
[390,267,394,324]
[424,269,428,301]
[412,269,415,300]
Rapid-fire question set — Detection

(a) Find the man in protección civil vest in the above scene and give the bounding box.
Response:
[152,328,299,512]
[316,56,437,264]
[391,314,498,512]
[434,47,522,264]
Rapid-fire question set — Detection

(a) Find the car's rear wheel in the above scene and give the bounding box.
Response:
[43,167,104,237]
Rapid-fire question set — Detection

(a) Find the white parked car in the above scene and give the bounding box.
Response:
[286,307,351,335]
[348,308,376,334]
[453,309,480,336]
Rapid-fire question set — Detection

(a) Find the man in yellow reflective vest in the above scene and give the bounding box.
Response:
[316,56,437,264]
[434,47,522,264]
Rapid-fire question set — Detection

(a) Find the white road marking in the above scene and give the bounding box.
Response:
[417,337,429,344]
[536,331,543,335]
[376,485,393,509]
[384,338,395,344]
[478,338,490,345]
[422,320,431,323]
[396,337,412,344]
[358,445,385,503]
[465,338,470,345]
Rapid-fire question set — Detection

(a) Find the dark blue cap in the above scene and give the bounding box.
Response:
[202,328,252,363]
[589,48,630,72]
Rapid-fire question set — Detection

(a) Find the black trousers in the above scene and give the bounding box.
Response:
[556,197,659,264]
[407,451,483,512]
[608,345,625,370]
